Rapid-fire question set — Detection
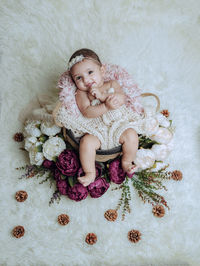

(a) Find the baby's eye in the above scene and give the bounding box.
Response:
[76,76,82,81]
[88,70,93,75]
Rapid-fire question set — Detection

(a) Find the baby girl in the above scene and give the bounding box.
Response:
[65,48,139,187]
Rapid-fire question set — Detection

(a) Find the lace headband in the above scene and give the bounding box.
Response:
[68,55,100,70]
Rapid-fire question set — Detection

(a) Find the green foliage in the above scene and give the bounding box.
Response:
[139,135,158,149]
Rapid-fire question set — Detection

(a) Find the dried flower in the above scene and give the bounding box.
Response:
[57,214,70,225]
[161,109,170,117]
[13,132,24,142]
[104,209,118,221]
[128,230,141,243]
[12,226,25,238]
[152,205,165,217]
[171,170,183,181]
[85,233,97,245]
[15,190,28,202]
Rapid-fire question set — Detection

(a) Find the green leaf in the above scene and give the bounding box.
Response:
[68,176,77,187]
[39,135,48,143]
[61,174,67,180]
[36,144,43,152]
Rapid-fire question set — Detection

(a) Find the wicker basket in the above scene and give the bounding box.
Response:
[54,93,160,162]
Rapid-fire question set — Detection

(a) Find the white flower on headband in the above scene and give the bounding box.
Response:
[68,55,85,70]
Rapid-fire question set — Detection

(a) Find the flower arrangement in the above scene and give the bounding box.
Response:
[16,109,181,220]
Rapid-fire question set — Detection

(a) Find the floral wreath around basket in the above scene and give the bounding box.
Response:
[16,64,182,220]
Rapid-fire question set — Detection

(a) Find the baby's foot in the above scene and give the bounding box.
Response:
[77,172,96,187]
[121,160,138,178]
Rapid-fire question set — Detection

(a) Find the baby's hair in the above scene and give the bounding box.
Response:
[69,48,102,68]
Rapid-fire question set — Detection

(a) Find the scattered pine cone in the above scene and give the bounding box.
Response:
[161,109,170,118]
[12,226,25,238]
[85,233,97,245]
[128,230,141,243]
[171,170,183,181]
[152,205,165,218]
[57,214,70,225]
[15,190,28,202]
[13,132,24,142]
[104,209,118,221]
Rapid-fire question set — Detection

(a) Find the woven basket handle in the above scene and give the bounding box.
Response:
[141,92,160,112]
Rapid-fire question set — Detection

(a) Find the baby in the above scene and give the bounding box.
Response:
[67,48,139,187]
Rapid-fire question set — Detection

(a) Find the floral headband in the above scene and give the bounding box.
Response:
[68,55,100,70]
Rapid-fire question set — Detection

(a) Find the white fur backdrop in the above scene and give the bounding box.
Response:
[0,1,200,265]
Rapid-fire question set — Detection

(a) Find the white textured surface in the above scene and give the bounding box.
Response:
[0,1,200,265]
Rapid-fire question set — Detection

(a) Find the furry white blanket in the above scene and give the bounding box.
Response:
[0,1,200,265]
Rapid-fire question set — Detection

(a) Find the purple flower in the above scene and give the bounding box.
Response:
[54,169,62,181]
[109,158,126,184]
[88,178,110,198]
[42,159,55,169]
[56,149,80,176]
[67,183,88,201]
[77,163,102,179]
[56,180,68,195]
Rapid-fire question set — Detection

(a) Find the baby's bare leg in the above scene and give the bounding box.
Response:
[77,134,101,187]
[119,128,139,175]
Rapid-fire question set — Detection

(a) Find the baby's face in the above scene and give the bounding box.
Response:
[71,59,105,92]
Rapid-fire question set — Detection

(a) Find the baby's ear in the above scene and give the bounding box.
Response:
[100,65,106,76]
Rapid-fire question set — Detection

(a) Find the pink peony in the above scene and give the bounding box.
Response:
[56,180,68,195]
[43,159,55,169]
[87,178,110,198]
[56,149,80,176]
[109,158,126,184]
[67,183,88,201]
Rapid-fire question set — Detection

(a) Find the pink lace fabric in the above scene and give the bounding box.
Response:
[57,63,143,117]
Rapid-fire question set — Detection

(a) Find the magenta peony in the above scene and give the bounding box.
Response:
[56,149,80,176]
[87,178,110,198]
[56,180,68,195]
[67,183,88,201]
[54,169,62,181]
[109,158,126,184]
[43,159,55,169]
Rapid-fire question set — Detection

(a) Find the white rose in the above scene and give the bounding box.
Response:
[43,136,66,161]
[151,144,170,161]
[40,121,61,136]
[156,113,170,128]
[25,120,41,137]
[25,136,37,151]
[150,128,173,144]
[29,147,44,166]
[143,117,159,136]
[134,149,156,170]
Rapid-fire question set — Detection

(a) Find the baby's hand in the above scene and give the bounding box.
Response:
[105,95,120,110]
[90,87,102,99]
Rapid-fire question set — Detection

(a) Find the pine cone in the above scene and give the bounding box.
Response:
[161,109,170,117]
[57,214,70,225]
[128,230,141,243]
[104,209,118,221]
[85,233,97,245]
[15,190,28,202]
[171,170,183,181]
[152,205,165,217]
[12,226,25,238]
[13,132,24,142]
